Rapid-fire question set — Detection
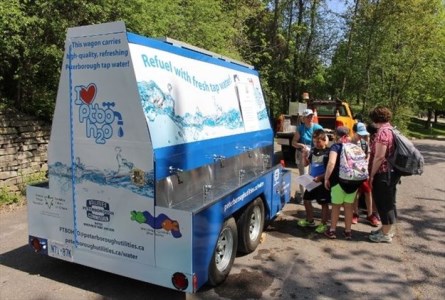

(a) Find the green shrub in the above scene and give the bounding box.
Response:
[0,186,20,206]
[18,171,47,196]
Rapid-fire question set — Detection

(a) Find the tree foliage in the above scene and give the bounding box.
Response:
[328,0,445,128]
[0,0,258,119]
[1,0,444,125]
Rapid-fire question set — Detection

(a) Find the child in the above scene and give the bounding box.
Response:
[351,122,381,227]
[324,126,360,240]
[297,129,331,233]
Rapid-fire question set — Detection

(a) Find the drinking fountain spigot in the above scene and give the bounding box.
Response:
[213,154,226,168]
[203,184,213,198]
[169,166,183,184]
[262,154,270,170]
[239,169,246,183]
[243,146,253,158]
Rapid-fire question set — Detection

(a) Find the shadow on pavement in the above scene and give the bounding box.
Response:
[415,142,445,166]
[0,245,185,300]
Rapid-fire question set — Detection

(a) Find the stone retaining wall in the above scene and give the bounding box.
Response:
[0,110,50,193]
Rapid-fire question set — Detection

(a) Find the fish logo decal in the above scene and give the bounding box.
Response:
[130,211,182,238]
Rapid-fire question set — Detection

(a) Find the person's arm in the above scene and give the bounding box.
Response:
[291,129,305,149]
[369,142,387,188]
[324,150,337,190]
[303,151,311,167]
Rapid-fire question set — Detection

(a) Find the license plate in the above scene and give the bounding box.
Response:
[48,241,73,261]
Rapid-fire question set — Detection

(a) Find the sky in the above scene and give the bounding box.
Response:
[327,0,348,14]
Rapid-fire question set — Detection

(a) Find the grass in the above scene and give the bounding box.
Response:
[406,117,445,139]
[349,102,445,139]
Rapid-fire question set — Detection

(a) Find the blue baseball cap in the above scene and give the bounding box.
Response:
[356,122,369,136]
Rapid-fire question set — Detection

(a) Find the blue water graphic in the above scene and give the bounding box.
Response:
[138,81,247,144]
[48,151,154,198]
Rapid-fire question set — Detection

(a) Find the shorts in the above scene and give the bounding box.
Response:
[359,179,371,194]
[303,185,331,205]
[331,184,358,205]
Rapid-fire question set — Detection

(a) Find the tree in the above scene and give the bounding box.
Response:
[0,0,134,118]
[0,0,260,119]
[328,0,445,129]
[241,0,340,119]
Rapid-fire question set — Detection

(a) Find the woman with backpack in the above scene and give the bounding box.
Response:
[368,106,401,243]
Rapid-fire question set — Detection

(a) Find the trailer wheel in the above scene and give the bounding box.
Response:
[208,217,237,286]
[237,197,265,254]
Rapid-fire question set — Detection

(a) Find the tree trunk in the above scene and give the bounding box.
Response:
[269,0,280,116]
[302,0,318,80]
[363,0,381,109]
[425,108,433,129]
[341,0,360,97]
[286,1,294,103]
[292,0,305,102]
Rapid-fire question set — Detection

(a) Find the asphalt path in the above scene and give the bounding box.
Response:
[1,139,444,300]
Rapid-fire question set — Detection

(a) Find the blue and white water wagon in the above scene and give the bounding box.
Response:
[27,21,291,293]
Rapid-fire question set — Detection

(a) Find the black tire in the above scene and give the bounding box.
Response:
[207,217,238,287]
[237,197,265,254]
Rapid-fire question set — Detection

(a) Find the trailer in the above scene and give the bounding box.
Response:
[27,21,291,293]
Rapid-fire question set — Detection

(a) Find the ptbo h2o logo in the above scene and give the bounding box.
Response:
[74,83,124,144]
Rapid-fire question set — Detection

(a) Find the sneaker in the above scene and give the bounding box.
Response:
[324,229,336,239]
[373,212,381,221]
[367,214,381,227]
[369,231,392,243]
[297,219,316,227]
[315,223,328,233]
[352,213,359,224]
[370,229,395,238]
[343,230,352,240]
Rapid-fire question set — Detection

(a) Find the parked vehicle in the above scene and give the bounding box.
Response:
[26,21,291,293]
[275,98,356,164]
[307,99,356,140]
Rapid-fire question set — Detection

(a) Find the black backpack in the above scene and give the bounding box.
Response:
[387,128,424,176]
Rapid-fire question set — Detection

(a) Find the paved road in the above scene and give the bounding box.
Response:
[1,139,444,300]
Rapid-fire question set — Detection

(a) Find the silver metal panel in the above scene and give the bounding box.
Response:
[155,145,273,212]
[158,37,254,69]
